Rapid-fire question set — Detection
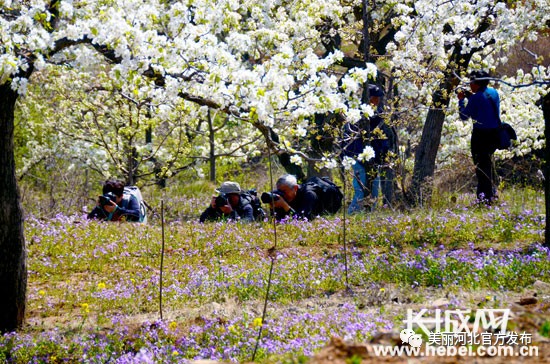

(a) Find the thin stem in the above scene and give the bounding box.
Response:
[251,145,278,361]
[159,199,165,321]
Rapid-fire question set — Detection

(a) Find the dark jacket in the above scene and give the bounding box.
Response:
[274,184,322,221]
[199,197,254,223]
[370,114,397,165]
[342,112,395,165]
[87,194,141,222]
[342,120,366,158]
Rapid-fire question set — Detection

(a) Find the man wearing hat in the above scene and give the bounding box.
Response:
[199,181,255,222]
[458,70,500,203]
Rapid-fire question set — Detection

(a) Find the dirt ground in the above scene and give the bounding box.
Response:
[309,282,550,364]
[27,277,550,363]
[184,281,550,363]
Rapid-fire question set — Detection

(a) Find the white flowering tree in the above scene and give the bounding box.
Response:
[17,64,186,185]
[380,0,550,201]
[298,0,549,203]
[16,65,265,187]
[189,107,264,182]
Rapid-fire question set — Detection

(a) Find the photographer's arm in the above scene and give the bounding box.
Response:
[200,196,230,222]
[219,205,233,215]
[458,92,470,121]
[458,91,479,121]
[272,198,293,213]
[270,198,296,220]
[105,197,139,222]
[120,196,140,221]
[239,204,254,222]
[87,203,108,220]
[200,206,222,222]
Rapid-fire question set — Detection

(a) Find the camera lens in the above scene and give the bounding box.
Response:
[100,192,117,206]
[215,194,228,207]
[261,192,280,203]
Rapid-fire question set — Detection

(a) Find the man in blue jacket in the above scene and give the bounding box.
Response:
[458,70,501,203]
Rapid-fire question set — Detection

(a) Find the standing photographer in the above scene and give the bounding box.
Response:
[87,179,141,222]
[458,70,501,204]
[199,181,254,223]
[342,84,396,213]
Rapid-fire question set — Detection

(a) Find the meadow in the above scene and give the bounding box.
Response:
[1,186,549,363]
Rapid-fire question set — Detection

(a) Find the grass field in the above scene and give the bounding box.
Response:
[1,188,549,363]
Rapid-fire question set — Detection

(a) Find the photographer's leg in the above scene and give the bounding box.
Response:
[471,130,494,203]
[349,161,366,214]
[381,166,395,207]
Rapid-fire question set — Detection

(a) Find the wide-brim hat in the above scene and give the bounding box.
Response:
[216,181,242,195]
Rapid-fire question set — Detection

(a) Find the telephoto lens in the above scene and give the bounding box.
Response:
[260,192,280,204]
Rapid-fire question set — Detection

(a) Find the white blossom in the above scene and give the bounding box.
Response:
[290,155,303,166]
[358,146,375,163]
[342,156,356,170]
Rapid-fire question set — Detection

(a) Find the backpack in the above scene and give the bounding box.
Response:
[121,186,148,223]
[304,176,344,214]
[241,189,267,221]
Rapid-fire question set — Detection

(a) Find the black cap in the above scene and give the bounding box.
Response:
[469,70,490,82]
[368,84,385,97]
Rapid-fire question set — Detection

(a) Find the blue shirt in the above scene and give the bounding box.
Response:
[459,86,500,129]
[87,193,141,222]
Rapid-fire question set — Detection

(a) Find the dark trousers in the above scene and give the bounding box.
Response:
[471,128,499,202]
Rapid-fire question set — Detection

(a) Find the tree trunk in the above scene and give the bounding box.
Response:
[409,73,463,204]
[410,107,447,204]
[362,0,371,65]
[0,83,27,333]
[409,48,475,204]
[126,146,138,186]
[543,92,550,248]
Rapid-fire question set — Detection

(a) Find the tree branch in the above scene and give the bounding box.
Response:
[49,36,123,63]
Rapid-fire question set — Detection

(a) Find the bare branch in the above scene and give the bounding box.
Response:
[453,72,550,89]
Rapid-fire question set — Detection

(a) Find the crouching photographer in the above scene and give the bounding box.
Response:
[262,174,322,221]
[199,181,254,223]
[87,179,141,222]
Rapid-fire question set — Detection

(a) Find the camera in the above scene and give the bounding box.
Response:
[99,192,117,206]
[261,191,282,204]
[455,87,472,98]
[215,194,229,207]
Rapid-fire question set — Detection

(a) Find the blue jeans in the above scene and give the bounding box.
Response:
[348,162,367,214]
